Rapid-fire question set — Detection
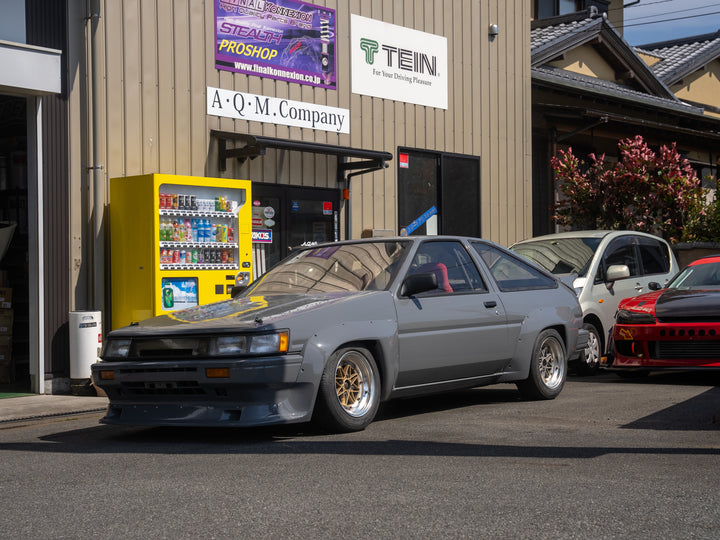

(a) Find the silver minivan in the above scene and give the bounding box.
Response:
[511,231,679,374]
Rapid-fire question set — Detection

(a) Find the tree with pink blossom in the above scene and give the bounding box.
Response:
[552,136,708,243]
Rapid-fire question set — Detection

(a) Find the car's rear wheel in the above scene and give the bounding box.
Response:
[313,346,380,432]
[576,322,601,376]
[517,329,567,400]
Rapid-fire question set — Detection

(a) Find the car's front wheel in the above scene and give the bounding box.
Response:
[313,346,380,432]
[576,322,601,376]
[517,329,567,400]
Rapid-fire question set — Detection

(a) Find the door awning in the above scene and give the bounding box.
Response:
[210,130,392,182]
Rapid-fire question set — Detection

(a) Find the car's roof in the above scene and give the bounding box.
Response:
[292,235,497,249]
[513,230,665,245]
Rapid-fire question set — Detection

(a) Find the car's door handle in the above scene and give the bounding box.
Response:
[635,283,643,291]
[484,301,497,308]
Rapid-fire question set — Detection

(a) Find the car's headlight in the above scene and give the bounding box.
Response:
[102,339,132,359]
[616,309,656,325]
[209,331,289,356]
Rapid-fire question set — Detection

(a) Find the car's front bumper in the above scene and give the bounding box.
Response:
[91,354,316,427]
[607,322,720,369]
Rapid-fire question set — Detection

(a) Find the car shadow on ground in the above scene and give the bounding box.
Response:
[2,422,718,459]
[575,370,720,386]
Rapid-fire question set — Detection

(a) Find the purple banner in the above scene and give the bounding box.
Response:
[215,0,337,89]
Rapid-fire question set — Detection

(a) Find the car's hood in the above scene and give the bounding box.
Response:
[110,291,382,336]
[619,288,720,320]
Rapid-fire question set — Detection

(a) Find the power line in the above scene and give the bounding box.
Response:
[608,0,675,13]
[625,1,720,22]
[619,10,720,29]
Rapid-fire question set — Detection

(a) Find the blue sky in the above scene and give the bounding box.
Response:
[623,0,720,46]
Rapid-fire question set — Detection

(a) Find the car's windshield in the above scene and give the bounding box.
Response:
[247,241,410,294]
[511,237,602,277]
[667,261,720,290]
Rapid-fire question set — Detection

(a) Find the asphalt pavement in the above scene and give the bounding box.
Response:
[0,393,108,422]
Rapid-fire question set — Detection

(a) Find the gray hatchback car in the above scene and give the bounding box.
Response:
[93,236,586,432]
[511,231,679,375]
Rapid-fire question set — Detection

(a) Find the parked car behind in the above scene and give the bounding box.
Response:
[93,236,586,432]
[511,231,678,375]
[607,255,720,376]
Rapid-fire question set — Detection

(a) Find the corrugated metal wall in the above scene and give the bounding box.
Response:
[90,0,530,246]
[27,0,70,377]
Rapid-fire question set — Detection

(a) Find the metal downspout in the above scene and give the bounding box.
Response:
[89,0,104,312]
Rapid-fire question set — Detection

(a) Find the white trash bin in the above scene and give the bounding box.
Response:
[69,311,102,395]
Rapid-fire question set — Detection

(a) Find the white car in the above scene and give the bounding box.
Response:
[511,231,679,375]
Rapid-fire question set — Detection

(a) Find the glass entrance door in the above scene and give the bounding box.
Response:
[251,184,340,278]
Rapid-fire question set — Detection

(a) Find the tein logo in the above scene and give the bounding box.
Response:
[359,37,437,76]
[359,38,379,64]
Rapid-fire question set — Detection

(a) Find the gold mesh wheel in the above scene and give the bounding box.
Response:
[334,349,376,418]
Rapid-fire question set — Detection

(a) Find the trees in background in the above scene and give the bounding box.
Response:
[552,135,717,243]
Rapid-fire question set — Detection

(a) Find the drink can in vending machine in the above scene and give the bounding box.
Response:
[221,249,228,264]
[172,249,179,264]
[172,193,178,209]
[198,248,204,264]
[179,249,186,263]
[221,224,228,243]
[191,249,198,264]
[190,195,197,210]
[185,250,192,264]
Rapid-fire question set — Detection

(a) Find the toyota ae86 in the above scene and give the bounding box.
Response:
[608,255,720,375]
[93,236,586,432]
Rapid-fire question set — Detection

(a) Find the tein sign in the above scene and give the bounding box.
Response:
[350,14,448,109]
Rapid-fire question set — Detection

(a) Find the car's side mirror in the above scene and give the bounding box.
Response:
[648,281,662,291]
[606,264,630,283]
[400,272,438,297]
[230,285,248,298]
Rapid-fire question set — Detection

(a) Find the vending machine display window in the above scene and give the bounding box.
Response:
[161,277,198,311]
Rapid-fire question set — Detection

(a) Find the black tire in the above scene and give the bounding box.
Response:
[516,329,567,400]
[576,322,601,376]
[313,346,380,432]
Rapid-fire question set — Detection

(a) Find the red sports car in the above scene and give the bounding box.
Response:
[607,255,720,375]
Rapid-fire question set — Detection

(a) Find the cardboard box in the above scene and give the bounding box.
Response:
[0,309,12,335]
[0,287,10,309]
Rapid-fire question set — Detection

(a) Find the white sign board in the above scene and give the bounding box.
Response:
[351,14,448,109]
[207,86,350,134]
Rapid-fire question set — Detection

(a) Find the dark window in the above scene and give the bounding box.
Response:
[472,242,557,292]
[398,149,480,237]
[638,239,670,276]
[534,0,585,18]
[597,237,640,282]
[441,154,480,237]
[407,241,486,294]
[397,152,438,236]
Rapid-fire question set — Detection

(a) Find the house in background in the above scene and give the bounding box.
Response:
[530,6,720,235]
[635,30,720,184]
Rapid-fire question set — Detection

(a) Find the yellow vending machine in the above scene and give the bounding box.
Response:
[110,174,252,329]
